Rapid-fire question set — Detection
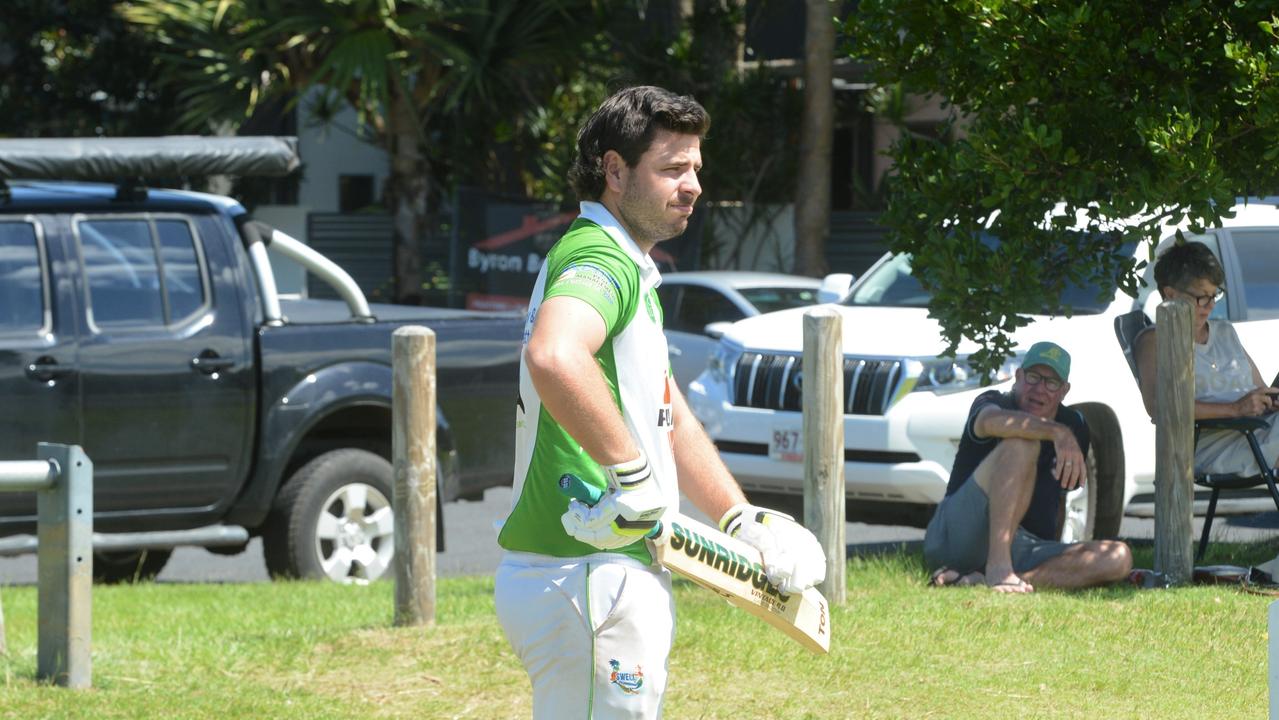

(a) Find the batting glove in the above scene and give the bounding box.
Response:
[560,454,666,550]
[719,503,826,594]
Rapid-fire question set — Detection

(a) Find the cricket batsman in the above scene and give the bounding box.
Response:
[494,85,827,719]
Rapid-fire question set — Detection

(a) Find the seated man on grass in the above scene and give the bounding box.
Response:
[924,341,1133,593]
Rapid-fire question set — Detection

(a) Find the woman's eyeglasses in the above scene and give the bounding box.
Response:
[1178,287,1226,308]
[1022,370,1064,392]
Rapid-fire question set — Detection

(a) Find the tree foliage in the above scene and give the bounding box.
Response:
[0,1,176,137]
[119,0,595,301]
[845,1,1279,375]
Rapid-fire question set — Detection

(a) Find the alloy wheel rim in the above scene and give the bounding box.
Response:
[314,482,394,584]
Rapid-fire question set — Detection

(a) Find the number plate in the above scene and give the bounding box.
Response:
[769,425,803,462]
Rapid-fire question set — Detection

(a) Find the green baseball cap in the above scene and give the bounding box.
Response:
[1022,341,1071,381]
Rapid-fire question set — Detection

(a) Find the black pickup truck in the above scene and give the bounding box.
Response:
[0,138,521,583]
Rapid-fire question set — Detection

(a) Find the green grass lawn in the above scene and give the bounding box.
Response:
[1,538,1277,719]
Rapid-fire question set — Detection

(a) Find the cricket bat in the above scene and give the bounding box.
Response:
[559,474,830,655]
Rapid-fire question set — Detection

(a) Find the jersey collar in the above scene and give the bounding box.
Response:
[578,201,661,287]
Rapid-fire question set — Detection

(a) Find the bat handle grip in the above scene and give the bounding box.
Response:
[558,473,604,505]
[557,473,662,539]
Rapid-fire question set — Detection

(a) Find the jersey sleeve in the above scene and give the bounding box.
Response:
[543,244,638,336]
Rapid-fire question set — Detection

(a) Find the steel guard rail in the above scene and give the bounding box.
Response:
[0,443,92,688]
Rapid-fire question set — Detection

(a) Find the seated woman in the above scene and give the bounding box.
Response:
[1135,242,1279,475]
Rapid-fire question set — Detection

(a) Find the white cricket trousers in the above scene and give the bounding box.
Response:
[495,551,675,720]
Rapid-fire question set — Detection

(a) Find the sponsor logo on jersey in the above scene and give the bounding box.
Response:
[656,376,674,431]
[555,263,619,305]
[608,659,644,695]
[522,305,538,344]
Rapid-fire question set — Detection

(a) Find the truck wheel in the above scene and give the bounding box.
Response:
[264,449,395,584]
[1070,405,1126,540]
[92,549,172,584]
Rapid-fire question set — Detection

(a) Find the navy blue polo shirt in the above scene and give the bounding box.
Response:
[944,390,1091,540]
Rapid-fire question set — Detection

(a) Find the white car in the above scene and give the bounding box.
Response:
[658,271,852,389]
[687,203,1279,542]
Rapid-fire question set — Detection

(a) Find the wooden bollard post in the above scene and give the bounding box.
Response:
[803,308,846,604]
[392,326,437,626]
[1270,600,1279,719]
[1154,299,1195,585]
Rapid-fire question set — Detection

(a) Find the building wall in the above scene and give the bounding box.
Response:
[703,203,796,273]
[296,88,389,211]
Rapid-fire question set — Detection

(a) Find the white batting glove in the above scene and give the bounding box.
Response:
[719,503,826,594]
[560,454,666,550]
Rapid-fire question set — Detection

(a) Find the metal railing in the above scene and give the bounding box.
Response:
[0,443,92,689]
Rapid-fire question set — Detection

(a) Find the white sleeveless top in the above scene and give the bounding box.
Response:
[1194,320,1254,404]
[1192,320,1279,475]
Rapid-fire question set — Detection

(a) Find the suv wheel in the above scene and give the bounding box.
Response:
[1068,404,1126,541]
[264,449,395,584]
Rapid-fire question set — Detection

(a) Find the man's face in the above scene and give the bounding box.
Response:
[1013,364,1069,419]
[607,129,702,249]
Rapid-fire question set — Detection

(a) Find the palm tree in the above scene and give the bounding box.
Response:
[120,0,592,302]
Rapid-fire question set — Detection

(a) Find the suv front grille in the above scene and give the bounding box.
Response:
[730,353,907,415]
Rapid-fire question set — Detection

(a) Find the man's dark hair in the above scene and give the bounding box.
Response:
[1153,242,1226,291]
[568,86,710,201]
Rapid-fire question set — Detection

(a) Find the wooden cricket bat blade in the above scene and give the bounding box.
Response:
[650,514,831,654]
[555,473,830,654]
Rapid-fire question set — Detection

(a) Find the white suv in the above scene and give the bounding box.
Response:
[687,203,1279,542]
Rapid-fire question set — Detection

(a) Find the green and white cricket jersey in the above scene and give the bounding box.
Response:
[498,201,677,564]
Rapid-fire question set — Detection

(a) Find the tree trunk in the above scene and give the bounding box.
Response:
[387,92,427,304]
[793,0,835,277]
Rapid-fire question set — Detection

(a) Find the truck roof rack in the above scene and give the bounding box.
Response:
[0,136,299,183]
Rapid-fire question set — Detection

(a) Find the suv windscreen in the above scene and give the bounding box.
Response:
[844,249,1123,315]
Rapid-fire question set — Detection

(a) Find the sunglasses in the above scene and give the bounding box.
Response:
[1022,370,1064,392]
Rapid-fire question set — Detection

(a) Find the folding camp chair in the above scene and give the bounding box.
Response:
[1113,309,1279,560]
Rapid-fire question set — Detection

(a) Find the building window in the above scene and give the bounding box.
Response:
[339,174,376,213]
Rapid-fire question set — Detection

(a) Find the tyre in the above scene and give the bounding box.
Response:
[92,549,172,584]
[263,448,395,584]
[1074,406,1125,542]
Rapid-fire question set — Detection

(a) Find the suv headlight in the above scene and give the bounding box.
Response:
[913,355,1018,395]
[706,341,741,384]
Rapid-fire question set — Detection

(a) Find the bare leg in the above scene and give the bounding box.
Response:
[972,438,1040,593]
[1021,540,1133,590]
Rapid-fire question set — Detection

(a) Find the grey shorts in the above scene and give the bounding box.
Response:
[923,476,1069,575]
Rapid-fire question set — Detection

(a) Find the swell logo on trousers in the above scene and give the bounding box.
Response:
[608,659,644,694]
